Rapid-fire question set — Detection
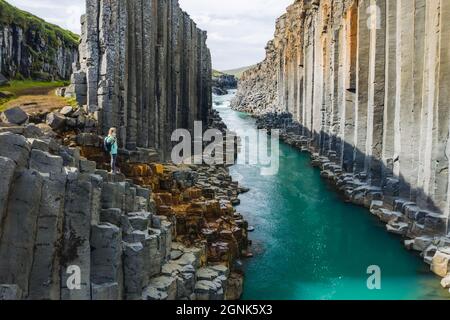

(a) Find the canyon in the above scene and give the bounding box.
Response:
[0,0,248,300]
[1,0,450,300]
[232,0,450,291]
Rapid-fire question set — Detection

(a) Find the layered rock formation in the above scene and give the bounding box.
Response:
[66,0,212,160]
[0,0,78,80]
[232,0,450,286]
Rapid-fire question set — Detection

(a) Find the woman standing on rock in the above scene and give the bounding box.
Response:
[105,127,118,174]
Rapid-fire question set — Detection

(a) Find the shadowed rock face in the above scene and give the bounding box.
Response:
[232,0,450,224]
[66,0,212,160]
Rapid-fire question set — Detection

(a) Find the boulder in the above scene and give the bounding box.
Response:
[441,275,450,289]
[29,149,64,175]
[24,124,44,139]
[46,112,66,131]
[1,107,28,125]
[60,106,75,116]
[431,248,450,277]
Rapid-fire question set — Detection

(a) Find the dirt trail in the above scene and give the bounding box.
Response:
[2,86,68,114]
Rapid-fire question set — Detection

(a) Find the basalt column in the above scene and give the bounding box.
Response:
[232,0,450,233]
[70,0,212,160]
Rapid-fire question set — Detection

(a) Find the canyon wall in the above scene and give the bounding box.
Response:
[0,0,78,80]
[232,0,450,232]
[67,0,212,160]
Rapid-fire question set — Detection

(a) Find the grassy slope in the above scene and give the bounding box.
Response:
[0,0,79,46]
[221,65,256,79]
[0,80,69,111]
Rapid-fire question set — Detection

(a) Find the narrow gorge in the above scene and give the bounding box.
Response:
[232,0,450,293]
[1,0,450,302]
[0,0,248,300]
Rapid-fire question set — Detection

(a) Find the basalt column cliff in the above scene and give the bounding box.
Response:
[67,0,212,159]
[0,0,250,301]
[233,0,450,276]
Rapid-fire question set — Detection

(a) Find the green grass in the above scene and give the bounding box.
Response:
[0,80,68,110]
[0,0,79,46]
[212,70,226,77]
[221,65,256,79]
[0,80,67,95]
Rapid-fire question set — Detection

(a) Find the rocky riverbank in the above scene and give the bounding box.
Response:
[231,0,450,294]
[0,102,250,300]
[252,112,450,293]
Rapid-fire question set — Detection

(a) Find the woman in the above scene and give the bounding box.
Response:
[105,127,118,174]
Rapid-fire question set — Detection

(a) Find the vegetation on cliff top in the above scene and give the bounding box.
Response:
[0,0,79,47]
[222,65,256,79]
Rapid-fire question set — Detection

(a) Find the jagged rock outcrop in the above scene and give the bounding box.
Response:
[0,0,78,80]
[0,124,245,300]
[232,0,450,288]
[66,0,212,160]
[0,0,246,297]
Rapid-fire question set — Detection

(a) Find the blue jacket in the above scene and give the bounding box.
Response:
[106,136,118,155]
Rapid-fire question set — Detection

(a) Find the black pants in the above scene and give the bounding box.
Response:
[111,154,117,173]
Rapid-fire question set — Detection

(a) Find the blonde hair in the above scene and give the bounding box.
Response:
[108,127,117,136]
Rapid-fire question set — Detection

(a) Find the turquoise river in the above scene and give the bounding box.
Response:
[214,90,446,300]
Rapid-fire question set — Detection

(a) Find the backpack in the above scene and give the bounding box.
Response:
[104,137,113,153]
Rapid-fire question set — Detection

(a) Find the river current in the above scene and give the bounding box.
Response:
[214,90,445,300]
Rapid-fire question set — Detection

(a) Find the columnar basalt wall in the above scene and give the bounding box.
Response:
[67,0,212,160]
[232,0,450,232]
